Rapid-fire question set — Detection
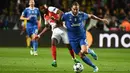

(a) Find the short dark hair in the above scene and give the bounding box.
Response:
[72,2,79,7]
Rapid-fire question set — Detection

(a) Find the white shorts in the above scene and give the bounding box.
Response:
[51,27,69,44]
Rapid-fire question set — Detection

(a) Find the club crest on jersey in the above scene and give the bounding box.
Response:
[79,17,82,21]
[28,11,31,14]
[35,11,37,14]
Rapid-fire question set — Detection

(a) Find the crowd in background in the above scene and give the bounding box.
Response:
[0,0,130,32]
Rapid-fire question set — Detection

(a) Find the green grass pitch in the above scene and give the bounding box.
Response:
[0,47,130,73]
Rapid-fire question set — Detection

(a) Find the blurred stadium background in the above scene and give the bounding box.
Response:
[0,0,130,73]
[0,0,130,48]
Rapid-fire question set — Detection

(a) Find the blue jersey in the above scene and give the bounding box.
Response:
[22,7,40,26]
[61,11,89,54]
[61,11,88,42]
[21,7,40,36]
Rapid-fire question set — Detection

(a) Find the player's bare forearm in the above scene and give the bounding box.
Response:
[89,14,108,24]
[39,27,47,36]
[20,16,29,20]
[39,24,50,36]
[20,15,32,21]
[90,14,103,21]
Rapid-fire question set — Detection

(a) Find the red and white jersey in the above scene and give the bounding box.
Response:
[44,6,59,30]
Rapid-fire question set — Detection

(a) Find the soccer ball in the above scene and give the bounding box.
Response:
[73,63,84,73]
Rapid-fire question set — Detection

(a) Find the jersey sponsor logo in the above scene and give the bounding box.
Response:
[71,23,80,27]
[31,15,37,17]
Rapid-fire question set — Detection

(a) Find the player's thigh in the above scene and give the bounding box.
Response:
[51,28,62,44]
[80,38,88,53]
[32,26,38,38]
[61,29,69,44]
[26,27,33,37]
[32,26,38,34]
[70,41,81,55]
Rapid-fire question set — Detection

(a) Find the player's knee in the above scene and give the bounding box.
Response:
[51,38,58,46]
[78,52,85,58]
[80,49,88,54]
[66,44,72,50]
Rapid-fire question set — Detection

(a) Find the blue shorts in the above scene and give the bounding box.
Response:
[69,38,88,55]
[26,23,38,37]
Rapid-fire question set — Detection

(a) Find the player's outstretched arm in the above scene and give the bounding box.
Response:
[34,24,50,40]
[38,24,50,37]
[88,14,109,24]
[20,15,31,21]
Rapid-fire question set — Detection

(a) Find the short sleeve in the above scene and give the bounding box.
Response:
[21,9,27,17]
[48,6,58,14]
[61,13,66,21]
[37,8,41,17]
[83,12,89,20]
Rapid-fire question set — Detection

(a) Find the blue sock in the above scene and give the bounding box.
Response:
[32,40,38,51]
[88,48,93,55]
[81,56,96,68]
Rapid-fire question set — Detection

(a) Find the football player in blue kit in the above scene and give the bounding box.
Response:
[61,2,108,72]
[20,0,41,56]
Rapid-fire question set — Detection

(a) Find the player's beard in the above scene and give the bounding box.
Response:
[72,12,78,16]
[30,4,35,8]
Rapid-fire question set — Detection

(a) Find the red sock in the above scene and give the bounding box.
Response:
[69,49,75,59]
[51,45,56,60]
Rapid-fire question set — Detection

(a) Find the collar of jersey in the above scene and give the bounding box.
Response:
[28,7,36,10]
[70,11,80,16]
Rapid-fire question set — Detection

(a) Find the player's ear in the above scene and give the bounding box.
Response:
[71,7,73,10]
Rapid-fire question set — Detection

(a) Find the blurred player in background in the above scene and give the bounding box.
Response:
[37,4,80,67]
[61,2,108,72]
[20,0,41,56]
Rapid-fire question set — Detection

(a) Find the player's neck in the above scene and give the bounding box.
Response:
[29,6,35,9]
[71,11,78,16]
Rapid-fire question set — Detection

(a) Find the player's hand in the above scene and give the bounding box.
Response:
[34,34,40,40]
[102,19,109,24]
[37,35,40,38]
[20,28,25,35]
[20,30,24,35]
[26,15,33,20]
